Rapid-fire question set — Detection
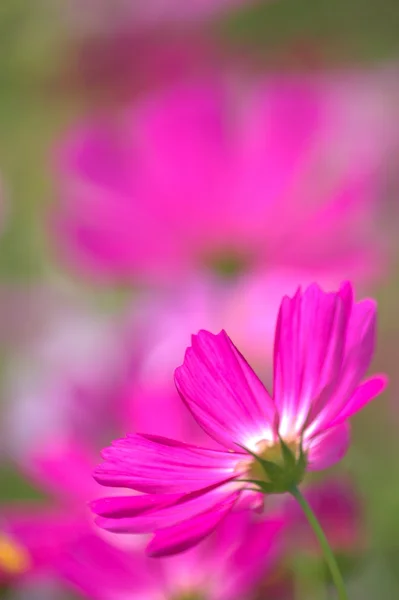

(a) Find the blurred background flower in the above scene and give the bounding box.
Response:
[1,0,399,598]
[52,70,396,285]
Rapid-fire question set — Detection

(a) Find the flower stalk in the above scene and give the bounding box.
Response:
[290,485,349,600]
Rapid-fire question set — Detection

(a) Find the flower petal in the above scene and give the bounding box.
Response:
[273,282,351,437]
[328,375,387,428]
[307,297,377,436]
[55,532,143,599]
[26,440,98,505]
[92,480,238,534]
[94,433,238,494]
[2,508,82,572]
[224,515,286,597]
[306,423,350,471]
[146,491,240,557]
[91,493,177,520]
[175,330,275,449]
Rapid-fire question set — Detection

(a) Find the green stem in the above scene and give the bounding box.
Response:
[290,486,349,600]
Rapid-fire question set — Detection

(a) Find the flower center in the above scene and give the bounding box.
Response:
[248,439,299,483]
[174,592,204,600]
[206,251,250,278]
[0,534,31,575]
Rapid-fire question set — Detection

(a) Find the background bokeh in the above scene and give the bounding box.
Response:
[1,1,399,598]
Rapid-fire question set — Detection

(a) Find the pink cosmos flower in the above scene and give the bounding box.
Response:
[1,404,286,600]
[93,281,387,556]
[1,287,286,600]
[52,71,396,285]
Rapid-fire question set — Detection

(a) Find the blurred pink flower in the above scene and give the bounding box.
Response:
[92,281,386,556]
[0,442,139,599]
[1,286,286,599]
[0,508,83,593]
[52,71,395,285]
[1,428,286,599]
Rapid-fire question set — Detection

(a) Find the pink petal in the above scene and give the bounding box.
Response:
[175,330,275,449]
[2,508,82,570]
[236,77,323,218]
[307,423,350,471]
[26,440,98,505]
[328,375,387,428]
[94,433,238,493]
[93,480,238,534]
[91,492,177,520]
[225,516,286,598]
[147,491,240,557]
[307,297,377,436]
[55,532,143,599]
[273,282,351,437]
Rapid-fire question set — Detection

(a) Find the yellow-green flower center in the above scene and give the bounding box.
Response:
[248,439,300,483]
[174,592,204,600]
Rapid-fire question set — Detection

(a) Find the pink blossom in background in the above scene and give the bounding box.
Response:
[2,307,148,597]
[53,70,396,285]
[0,444,139,600]
[1,364,286,600]
[1,287,287,599]
[0,508,82,593]
[92,281,386,556]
